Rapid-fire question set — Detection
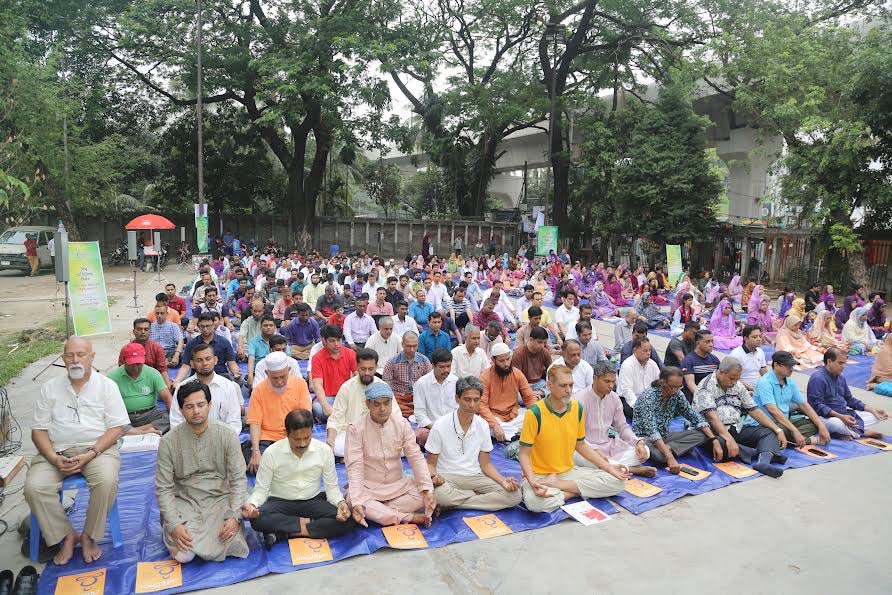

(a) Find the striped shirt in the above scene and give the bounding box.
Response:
[383,352,432,395]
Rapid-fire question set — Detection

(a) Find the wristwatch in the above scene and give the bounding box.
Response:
[87,446,101,457]
[707,436,719,442]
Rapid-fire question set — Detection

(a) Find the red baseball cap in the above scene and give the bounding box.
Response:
[122,342,146,365]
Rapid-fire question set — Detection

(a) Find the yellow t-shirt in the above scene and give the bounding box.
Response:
[521,307,552,325]
[519,398,585,475]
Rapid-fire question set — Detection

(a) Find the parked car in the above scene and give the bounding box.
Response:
[0,225,56,274]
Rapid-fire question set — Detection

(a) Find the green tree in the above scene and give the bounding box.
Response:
[383,0,544,217]
[696,6,891,287]
[37,0,399,242]
[362,161,401,218]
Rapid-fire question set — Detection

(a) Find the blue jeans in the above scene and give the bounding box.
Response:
[312,396,335,423]
[518,379,547,406]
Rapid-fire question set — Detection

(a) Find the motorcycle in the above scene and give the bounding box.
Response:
[107,240,128,266]
[176,241,192,265]
[158,242,170,270]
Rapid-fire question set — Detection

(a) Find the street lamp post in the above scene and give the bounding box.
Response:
[543,23,566,227]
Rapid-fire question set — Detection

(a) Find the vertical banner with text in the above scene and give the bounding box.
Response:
[195,203,208,254]
[67,242,112,336]
[665,244,683,287]
[536,226,559,256]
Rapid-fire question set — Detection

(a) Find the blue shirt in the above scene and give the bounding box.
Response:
[248,334,273,364]
[806,366,864,418]
[409,302,434,329]
[182,335,235,376]
[418,329,452,361]
[282,317,320,347]
[746,369,804,426]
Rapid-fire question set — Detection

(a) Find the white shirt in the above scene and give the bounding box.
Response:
[248,438,343,508]
[554,304,581,339]
[305,342,325,376]
[343,311,376,345]
[425,287,443,311]
[429,282,449,307]
[33,373,130,450]
[170,373,242,434]
[254,355,302,384]
[481,289,517,318]
[549,357,593,393]
[392,315,420,339]
[617,356,660,407]
[361,281,384,299]
[728,345,767,388]
[450,345,490,378]
[365,331,400,374]
[413,371,459,428]
[426,412,493,476]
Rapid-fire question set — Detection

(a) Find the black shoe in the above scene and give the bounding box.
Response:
[771,453,788,465]
[0,570,13,595]
[12,566,38,595]
[262,533,277,550]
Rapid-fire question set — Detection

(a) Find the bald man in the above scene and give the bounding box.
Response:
[25,338,129,565]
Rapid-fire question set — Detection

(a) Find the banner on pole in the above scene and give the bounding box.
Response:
[194,203,208,254]
[666,244,683,287]
[68,242,112,336]
[536,226,558,256]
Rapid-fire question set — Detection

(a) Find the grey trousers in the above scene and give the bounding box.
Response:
[716,425,781,463]
[646,429,708,464]
[127,406,170,434]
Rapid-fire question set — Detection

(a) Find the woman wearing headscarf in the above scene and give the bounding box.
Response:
[787,298,806,323]
[777,287,795,318]
[727,275,743,306]
[806,310,849,353]
[842,307,880,355]
[867,334,892,391]
[709,299,743,349]
[746,285,764,316]
[747,297,777,343]
[866,294,886,339]
[670,293,701,337]
[815,293,837,316]
[646,276,670,305]
[835,285,866,329]
[590,281,619,319]
[775,315,824,368]
[635,291,669,329]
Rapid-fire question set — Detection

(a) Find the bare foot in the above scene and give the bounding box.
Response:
[839,434,853,441]
[81,534,102,563]
[540,473,559,488]
[862,430,883,439]
[866,383,876,391]
[631,465,657,478]
[409,513,431,528]
[53,531,79,565]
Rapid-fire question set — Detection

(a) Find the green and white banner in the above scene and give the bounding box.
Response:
[536,226,559,256]
[666,244,683,287]
[195,203,208,254]
[68,241,112,336]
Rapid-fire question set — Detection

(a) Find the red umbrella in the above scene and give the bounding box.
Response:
[125,214,176,230]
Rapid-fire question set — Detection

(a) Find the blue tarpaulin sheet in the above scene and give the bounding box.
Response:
[36,428,618,594]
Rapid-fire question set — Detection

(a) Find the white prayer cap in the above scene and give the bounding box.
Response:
[265,351,290,371]
[490,342,511,358]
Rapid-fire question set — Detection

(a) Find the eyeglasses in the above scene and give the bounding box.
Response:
[66,404,80,423]
[452,413,467,454]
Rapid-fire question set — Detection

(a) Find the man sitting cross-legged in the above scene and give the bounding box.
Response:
[426,376,522,511]
[155,381,249,563]
[242,409,356,548]
[573,361,656,478]
[345,382,436,527]
[519,365,630,513]
[694,357,787,478]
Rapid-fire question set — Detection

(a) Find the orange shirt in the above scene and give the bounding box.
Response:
[246,376,311,441]
[147,308,182,325]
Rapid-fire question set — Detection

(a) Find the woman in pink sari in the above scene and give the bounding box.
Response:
[775,315,824,368]
[709,299,743,349]
[727,275,743,307]
[747,297,777,344]
[605,273,624,306]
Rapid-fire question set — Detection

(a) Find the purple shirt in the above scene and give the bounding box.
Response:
[806,366,864,418]
[282,317,321,347]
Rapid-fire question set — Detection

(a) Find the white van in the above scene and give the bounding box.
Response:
[0,225,56,274]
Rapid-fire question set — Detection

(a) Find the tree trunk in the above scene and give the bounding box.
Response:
[847,249,870,292]
[551,117,570,231]
[472,133,500,217]
[304,121,332,235]
[35,160,80,240]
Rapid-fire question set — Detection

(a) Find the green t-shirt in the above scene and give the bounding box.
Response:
[107,365,166,413]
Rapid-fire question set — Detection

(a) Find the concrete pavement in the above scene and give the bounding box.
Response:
[0,267,889,594]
